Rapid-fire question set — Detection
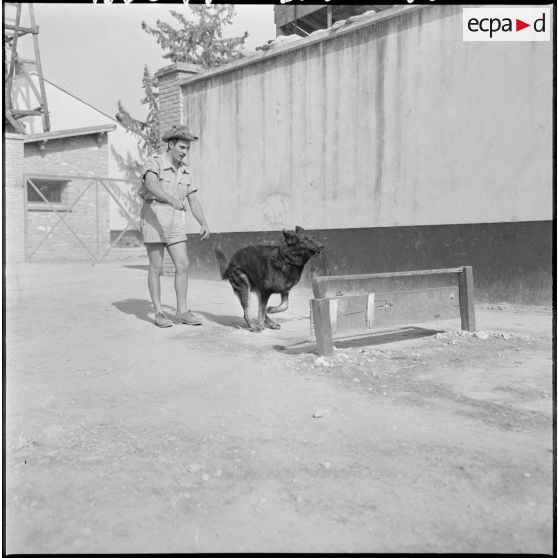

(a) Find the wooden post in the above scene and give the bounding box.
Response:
[458,266,476,331]
[365,293,375,328]
[95,178,100,260]
[311,298,334,356]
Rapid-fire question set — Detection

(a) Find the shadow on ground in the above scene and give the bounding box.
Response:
[112,298,175,324]
[196,311,249,329]
[197,311,294,330]
[274,326,442,355]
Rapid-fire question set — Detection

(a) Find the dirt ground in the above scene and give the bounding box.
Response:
[5,253,555,554]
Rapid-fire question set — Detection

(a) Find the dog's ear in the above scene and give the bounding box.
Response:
[283,229,298,245]
[295,226,305,234]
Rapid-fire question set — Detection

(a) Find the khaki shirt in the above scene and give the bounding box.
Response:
[139,152,198,203]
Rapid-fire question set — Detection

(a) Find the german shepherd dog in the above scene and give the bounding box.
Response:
[215,226,324,332]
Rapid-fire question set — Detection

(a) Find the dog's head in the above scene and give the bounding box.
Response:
[283,226,324,256]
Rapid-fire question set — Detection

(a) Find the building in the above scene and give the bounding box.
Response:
[22,125,113,262]
[154,4,552,304]
[274,5,393,37]
[8,73,145,260]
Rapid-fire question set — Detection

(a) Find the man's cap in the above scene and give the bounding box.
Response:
[162,125,199,143]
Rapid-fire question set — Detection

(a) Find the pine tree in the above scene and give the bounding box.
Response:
[115,5,248,171]
[113,65,159,175]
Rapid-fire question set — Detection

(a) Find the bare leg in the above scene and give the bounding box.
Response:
[267,292,289,314]
[146,243,165,314]
[166,241,189,314]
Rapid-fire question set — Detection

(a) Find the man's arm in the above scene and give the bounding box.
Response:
[144,171,183,210]
[186,192,210,240]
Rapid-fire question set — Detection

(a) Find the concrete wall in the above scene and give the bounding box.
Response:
[155,4,552,303]
[23,134,110,261]
[189,220,552,305]
[177,4,552,233]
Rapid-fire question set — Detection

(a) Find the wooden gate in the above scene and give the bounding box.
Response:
[24,174,142,262]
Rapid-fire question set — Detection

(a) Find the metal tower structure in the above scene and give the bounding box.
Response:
[4,2,50,133]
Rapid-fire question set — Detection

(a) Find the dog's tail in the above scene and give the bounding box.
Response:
[214,248,229,280]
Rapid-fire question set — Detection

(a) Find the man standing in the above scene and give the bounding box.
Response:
[139,125,210,327]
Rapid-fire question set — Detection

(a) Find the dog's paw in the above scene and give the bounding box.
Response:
[249,324,265,333]
[265,321,281,330]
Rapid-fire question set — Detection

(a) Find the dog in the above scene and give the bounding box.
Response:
[214,226,324,332]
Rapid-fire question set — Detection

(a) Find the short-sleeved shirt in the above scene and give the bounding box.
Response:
[139,152,198,203]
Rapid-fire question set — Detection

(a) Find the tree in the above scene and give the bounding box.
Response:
[142,5,248,67]
[115,5,248,171]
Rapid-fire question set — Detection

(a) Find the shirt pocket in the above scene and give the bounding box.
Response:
[160,176,175,196]
[176,172,191,198]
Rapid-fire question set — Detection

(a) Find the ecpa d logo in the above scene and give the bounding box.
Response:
[463,7,551,41]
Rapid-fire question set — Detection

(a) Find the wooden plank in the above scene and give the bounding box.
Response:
[458,265,476,331]
[315,268,464,283]
[311,298,335,356]
[5,109,25,134]
[13,109,43,117]
[29,4,51,131]
[373,287,460,327]
[329,298,338,334]
[366,293,375,328]
[312,268,462,299]
[4,24,38,34]
[311,287,460,336]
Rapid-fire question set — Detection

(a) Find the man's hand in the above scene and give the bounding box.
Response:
[171,198,184,211]
[200,224,210,240]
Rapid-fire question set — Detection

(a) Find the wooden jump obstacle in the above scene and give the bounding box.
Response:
[310,266,476,356]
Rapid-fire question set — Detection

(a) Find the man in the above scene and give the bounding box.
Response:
[139,125,210,327]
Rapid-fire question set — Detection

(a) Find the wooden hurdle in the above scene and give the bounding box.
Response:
[310,266,476,356]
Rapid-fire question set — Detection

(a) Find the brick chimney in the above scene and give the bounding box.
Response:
[155,63,202,277]
[155,62,201,148]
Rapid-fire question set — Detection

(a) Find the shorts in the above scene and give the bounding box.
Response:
[140,200,187,245]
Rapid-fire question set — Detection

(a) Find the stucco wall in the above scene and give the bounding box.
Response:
[179,4,552,233]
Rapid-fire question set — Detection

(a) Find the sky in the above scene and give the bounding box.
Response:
[15,3,277,120]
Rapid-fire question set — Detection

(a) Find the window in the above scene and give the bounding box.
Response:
[27,178,70,205]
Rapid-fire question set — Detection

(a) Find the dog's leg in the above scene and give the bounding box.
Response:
[261,293,281,330]
[229,271,257,330]
[264,313,281,330]
[253,292,271,332]
[267,292,289,314]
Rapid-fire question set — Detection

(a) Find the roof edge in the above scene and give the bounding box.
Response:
[23,124,116,143]
[178,4,425,87]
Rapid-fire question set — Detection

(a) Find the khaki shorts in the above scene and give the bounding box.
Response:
[140,200,187,245]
